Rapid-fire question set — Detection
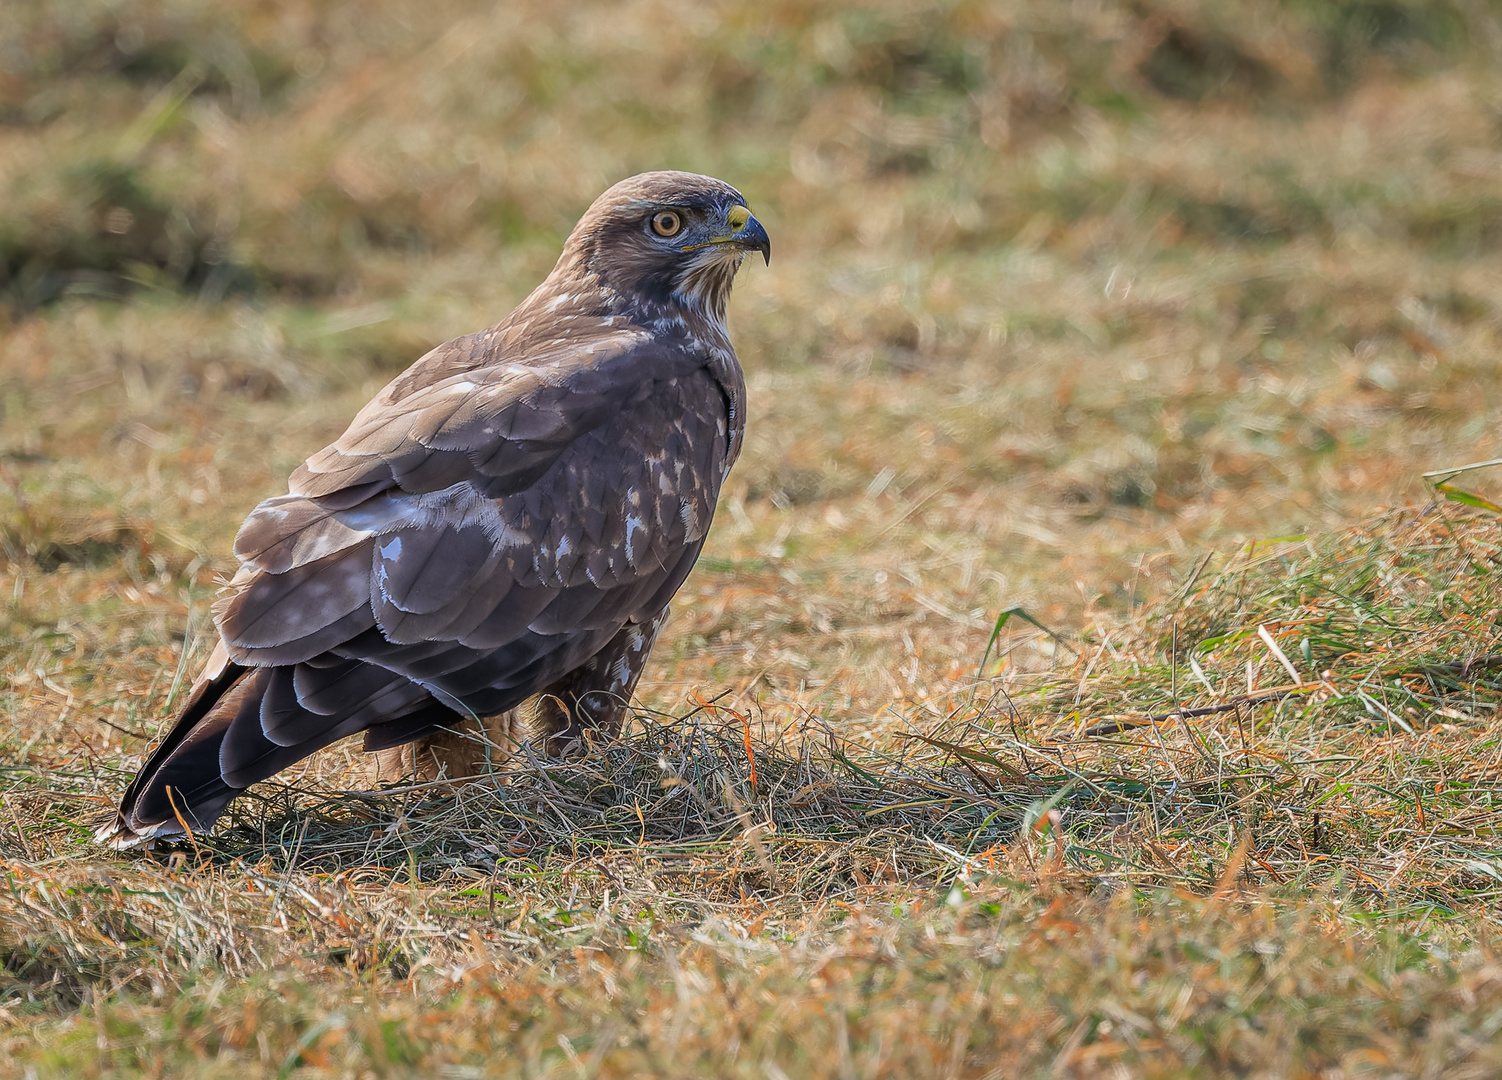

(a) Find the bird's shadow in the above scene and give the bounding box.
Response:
[158,709,1035,883]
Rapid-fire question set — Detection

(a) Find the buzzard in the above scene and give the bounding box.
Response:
[98,171,769,848]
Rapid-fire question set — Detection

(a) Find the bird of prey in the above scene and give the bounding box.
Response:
[97,171,769,848]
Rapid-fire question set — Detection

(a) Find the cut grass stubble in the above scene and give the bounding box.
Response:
[11,504,1502,913]
[4,505,1502,1075]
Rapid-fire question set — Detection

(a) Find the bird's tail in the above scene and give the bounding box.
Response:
[95,650,253,849]
[97,640,459,849]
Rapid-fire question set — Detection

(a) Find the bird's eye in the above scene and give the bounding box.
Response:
[650,211,683,238]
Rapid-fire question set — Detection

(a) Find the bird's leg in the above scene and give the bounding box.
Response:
[531,606,671,757]
[374,608,672,777]
[373,708,519,783]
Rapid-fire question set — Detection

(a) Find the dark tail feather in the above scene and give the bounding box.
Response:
[100,659,447,848]
[98,662,255,847]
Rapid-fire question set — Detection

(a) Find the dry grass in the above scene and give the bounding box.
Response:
[5,0,1502,1075]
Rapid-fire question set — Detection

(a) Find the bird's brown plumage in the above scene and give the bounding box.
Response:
[99,171,769,847]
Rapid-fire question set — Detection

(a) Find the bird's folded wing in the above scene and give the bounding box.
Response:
[280,323,698,503]
[213,335,731,713]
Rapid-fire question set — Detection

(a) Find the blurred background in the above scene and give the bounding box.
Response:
[3,0,1502,735]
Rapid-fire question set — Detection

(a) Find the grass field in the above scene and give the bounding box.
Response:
[4,0,1502,1075]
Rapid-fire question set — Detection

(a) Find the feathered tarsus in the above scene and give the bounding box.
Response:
[99,171,770,847]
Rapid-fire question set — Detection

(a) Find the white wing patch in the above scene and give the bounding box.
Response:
[624,514,645,562]
[239,482,531,577]
[679,498,701,541]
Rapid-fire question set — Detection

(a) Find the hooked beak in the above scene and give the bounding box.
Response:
[729,206,771,266]
[691,204,771,265]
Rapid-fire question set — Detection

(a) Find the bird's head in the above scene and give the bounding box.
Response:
[557,170,770,326]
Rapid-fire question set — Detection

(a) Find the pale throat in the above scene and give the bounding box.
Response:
[672,249,743,328]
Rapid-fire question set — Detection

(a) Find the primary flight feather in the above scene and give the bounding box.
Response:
[99,171,769,847]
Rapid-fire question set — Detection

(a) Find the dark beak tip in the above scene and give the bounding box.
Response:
[748,217,771,267]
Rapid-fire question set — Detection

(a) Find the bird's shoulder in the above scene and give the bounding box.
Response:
[285,303,726,502]
[368,313,663,418]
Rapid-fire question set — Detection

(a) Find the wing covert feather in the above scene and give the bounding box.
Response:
[213,337,732,751]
